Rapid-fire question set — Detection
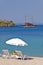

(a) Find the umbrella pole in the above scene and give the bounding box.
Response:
[15,46,18,50]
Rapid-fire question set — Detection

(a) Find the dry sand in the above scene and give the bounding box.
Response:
[0,57,43,65]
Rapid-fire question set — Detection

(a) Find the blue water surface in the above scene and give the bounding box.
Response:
[0,25,43,57]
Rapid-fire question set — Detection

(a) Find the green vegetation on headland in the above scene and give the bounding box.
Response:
[0,19,16,27]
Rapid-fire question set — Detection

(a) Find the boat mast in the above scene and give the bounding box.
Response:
[25,16,27,23]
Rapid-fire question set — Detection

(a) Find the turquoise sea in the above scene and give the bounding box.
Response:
[0,25,43,57]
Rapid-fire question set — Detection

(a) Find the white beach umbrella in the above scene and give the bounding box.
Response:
[6,38,28,46]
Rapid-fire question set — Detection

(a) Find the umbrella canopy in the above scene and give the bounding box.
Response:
[6,38,28,46]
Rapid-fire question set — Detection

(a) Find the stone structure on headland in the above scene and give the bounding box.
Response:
[0,19,16,27]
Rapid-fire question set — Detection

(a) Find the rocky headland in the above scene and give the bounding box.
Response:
[0,19,16,27]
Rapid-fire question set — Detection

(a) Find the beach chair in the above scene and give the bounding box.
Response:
[2,50,10,59]
[14,50,30,60]
[13,50,23,60]
[10,54,21,59]
[11,50,23,59]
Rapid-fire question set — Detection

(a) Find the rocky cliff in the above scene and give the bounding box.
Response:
[0,19,16,27]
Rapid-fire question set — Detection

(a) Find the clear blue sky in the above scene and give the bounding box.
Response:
[0,0,43,24]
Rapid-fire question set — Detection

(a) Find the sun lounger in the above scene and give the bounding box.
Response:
[10,55,19,59]
[2,50,10,59]
[2,50,10,55]
[12,50,23,59]
[2,50,32,60]
[14,50,32,60]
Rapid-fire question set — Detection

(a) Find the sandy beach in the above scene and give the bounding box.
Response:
[0,57,43,65]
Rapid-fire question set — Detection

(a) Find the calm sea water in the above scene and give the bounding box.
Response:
[0,25,43,57]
